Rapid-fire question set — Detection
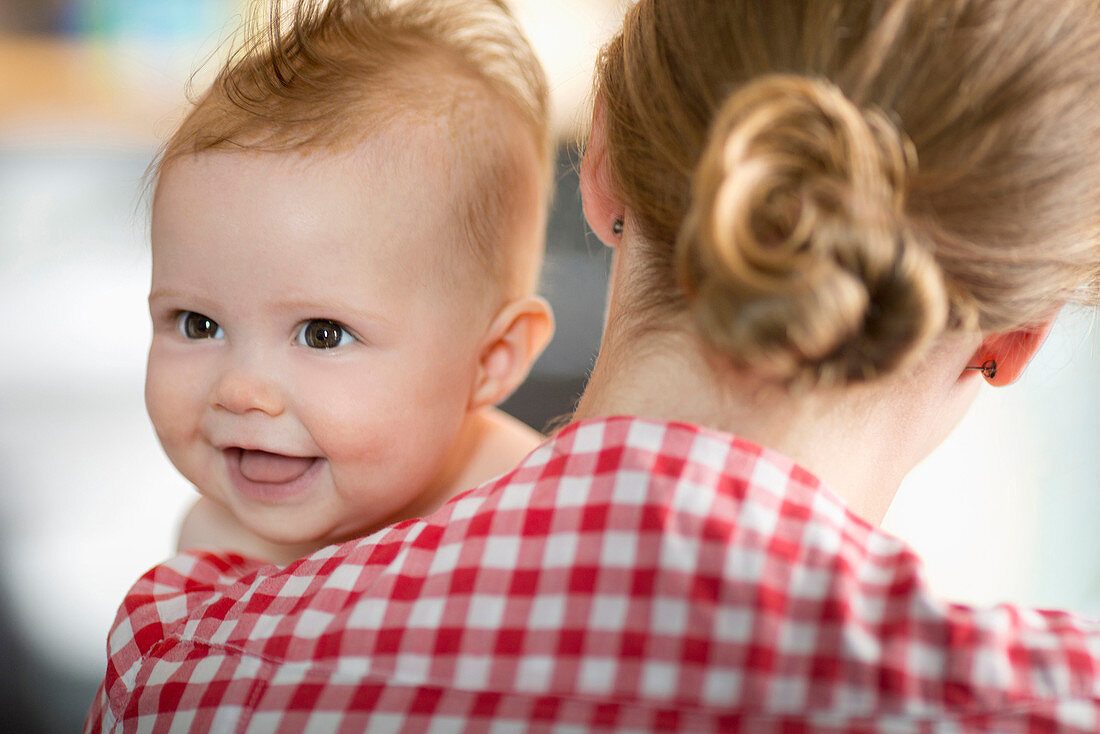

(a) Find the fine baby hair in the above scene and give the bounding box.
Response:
[154,0,551,299]
[597,0,1100,385]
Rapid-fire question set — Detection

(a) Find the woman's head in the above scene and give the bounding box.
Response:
[591,0,1100,385]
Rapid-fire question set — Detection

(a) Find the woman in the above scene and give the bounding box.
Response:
[578,0,1100,526]
[88,1,1100,730]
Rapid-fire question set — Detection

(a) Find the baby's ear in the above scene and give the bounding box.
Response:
[470,296,555,410]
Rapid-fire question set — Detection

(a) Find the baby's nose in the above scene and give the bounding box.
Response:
[210,364,285,417]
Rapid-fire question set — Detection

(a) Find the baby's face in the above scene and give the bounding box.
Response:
[146,131,491,546]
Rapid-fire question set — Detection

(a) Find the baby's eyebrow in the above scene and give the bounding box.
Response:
[148,287,194,304]
[274,298,396,330]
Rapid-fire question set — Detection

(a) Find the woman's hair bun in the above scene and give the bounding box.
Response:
[676,75,948,384]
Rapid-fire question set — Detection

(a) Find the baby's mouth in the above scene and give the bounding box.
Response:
[224,448,323,502]
[234,448,317,484]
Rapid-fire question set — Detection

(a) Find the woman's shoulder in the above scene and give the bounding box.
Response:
[95,413,1100,728]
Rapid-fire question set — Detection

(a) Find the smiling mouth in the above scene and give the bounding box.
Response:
[225,448,322,502]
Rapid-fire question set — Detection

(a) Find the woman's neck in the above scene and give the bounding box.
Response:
[574,324,921,524]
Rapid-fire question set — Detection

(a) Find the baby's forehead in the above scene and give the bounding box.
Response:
[267,65,541,196]
[346,91,548,244]
[157,79,546,304]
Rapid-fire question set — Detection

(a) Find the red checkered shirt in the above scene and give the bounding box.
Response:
[86,416,1100,732]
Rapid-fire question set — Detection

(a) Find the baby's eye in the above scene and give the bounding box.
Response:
[296,320,355,349]
[177,312,224,340]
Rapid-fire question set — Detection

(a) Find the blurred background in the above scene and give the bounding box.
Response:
[0,1,1097,731]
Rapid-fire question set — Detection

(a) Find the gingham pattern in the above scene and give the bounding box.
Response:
[86,416,1100,732]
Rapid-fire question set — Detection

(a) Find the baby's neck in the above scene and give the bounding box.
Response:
[440,407,546,494]
[331,407,543,540]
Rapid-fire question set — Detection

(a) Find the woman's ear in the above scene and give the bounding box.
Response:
[469,296,555,410]
[580,95,626,247]
[967,318,1057,386]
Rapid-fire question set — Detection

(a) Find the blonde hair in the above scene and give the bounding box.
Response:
[156,0,551,297]
[597,0,1100,384]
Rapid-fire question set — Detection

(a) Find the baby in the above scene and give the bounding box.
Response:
[144,0,554,565]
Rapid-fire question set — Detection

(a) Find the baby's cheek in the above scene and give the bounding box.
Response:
[312,401,448,487]
[145,350,198,445]
[298,359,472,475]
[308,401,397,463]
[145,367,178,443]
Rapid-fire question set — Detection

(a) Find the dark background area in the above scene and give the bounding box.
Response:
[501,151,611,431]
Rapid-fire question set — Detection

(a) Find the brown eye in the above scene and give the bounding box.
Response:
[298,320,352,349]
[178,312,223,339]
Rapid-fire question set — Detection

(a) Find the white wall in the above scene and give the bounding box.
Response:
[885,309,1100,615]
[0,145,195,678]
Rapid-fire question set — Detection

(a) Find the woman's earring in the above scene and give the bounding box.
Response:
[611,218,624,236]
[965,360,997,381]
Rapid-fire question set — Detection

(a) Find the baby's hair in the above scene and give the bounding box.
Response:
[597,0,1100,385]
[154,0,551,298]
